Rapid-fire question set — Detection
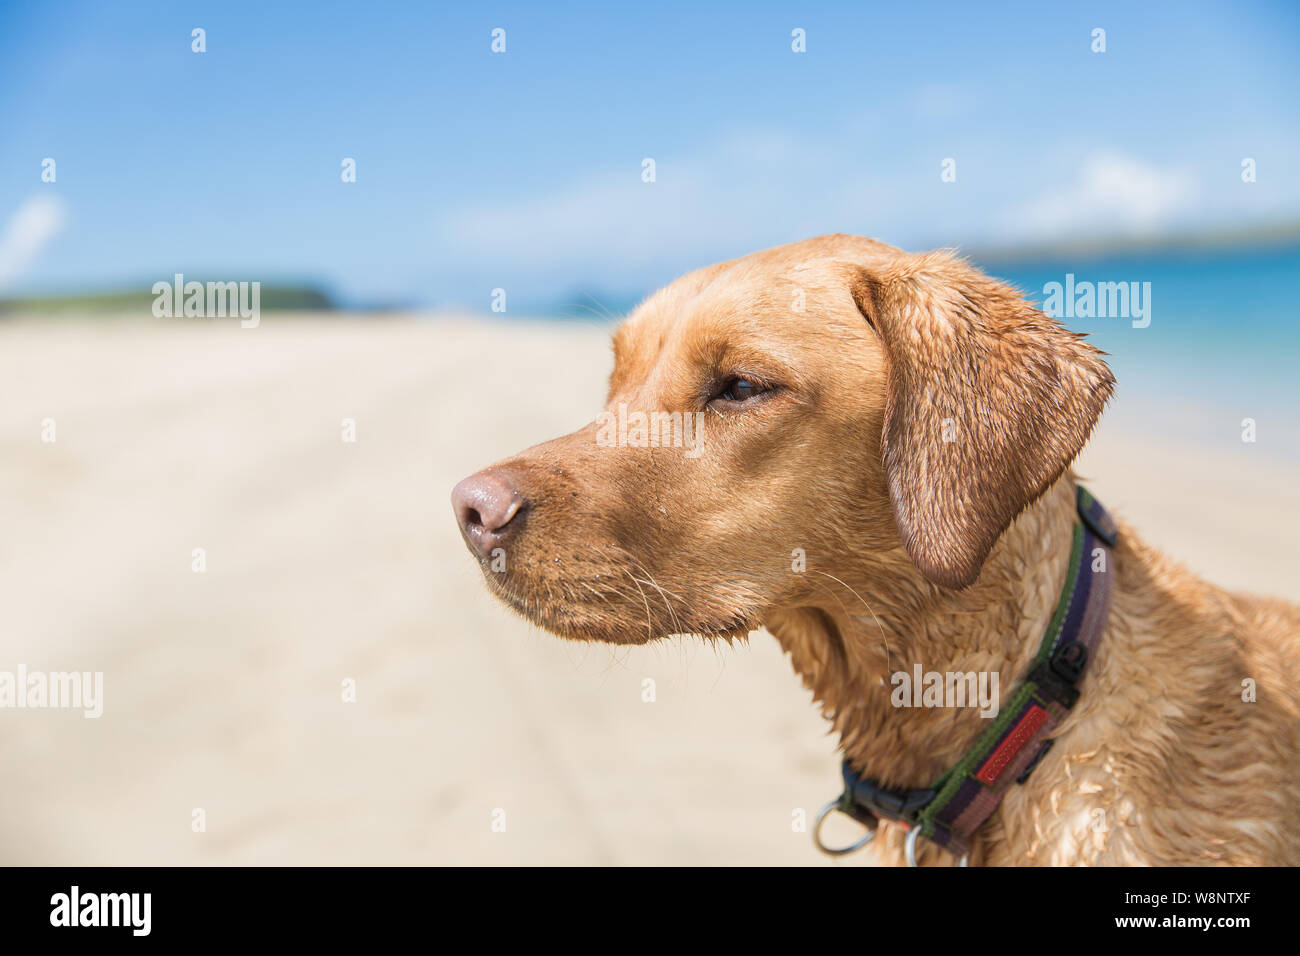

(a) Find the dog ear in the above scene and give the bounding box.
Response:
[849,251,1114,589]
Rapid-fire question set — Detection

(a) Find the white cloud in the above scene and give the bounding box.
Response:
[1003,152,1198,241]
[431,130,888,294]
[0,194,68,291]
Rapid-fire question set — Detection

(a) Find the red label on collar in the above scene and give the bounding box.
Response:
[976,704,1049,786]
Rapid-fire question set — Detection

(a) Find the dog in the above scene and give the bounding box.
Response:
[451,234,1300,866]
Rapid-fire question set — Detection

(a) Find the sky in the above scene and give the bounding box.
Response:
[1,0,1298,311]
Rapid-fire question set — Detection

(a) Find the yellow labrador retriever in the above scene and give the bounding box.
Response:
[451,234,1300,866]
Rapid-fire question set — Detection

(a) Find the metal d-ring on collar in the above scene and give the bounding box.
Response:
[812,798,877,856]
[813,798,970,866]
[906,825,967,867]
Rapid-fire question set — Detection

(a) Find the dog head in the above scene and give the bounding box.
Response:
[452,234,1113,644]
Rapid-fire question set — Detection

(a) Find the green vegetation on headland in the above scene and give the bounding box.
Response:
[0,284,334,316]
[966,220,1300,265]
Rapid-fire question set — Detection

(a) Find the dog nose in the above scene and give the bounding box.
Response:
[451,470,528,558]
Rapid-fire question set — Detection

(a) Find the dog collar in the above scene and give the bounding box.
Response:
[814,485,1118,865]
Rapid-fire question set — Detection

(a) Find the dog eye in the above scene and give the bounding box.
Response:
[716,378,766,403]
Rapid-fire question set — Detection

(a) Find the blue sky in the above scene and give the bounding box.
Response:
[1,0,1297,310]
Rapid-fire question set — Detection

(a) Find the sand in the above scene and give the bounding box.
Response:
[0,314,1295,865]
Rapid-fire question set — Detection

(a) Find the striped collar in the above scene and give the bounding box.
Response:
[814,485,1118,865]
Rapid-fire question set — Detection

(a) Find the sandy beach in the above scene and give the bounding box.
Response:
[1,314,1295,865]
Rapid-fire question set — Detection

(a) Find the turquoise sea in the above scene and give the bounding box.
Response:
[986,241,1300,462]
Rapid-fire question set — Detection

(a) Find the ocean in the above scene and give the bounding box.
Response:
[987,241,1300,463]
